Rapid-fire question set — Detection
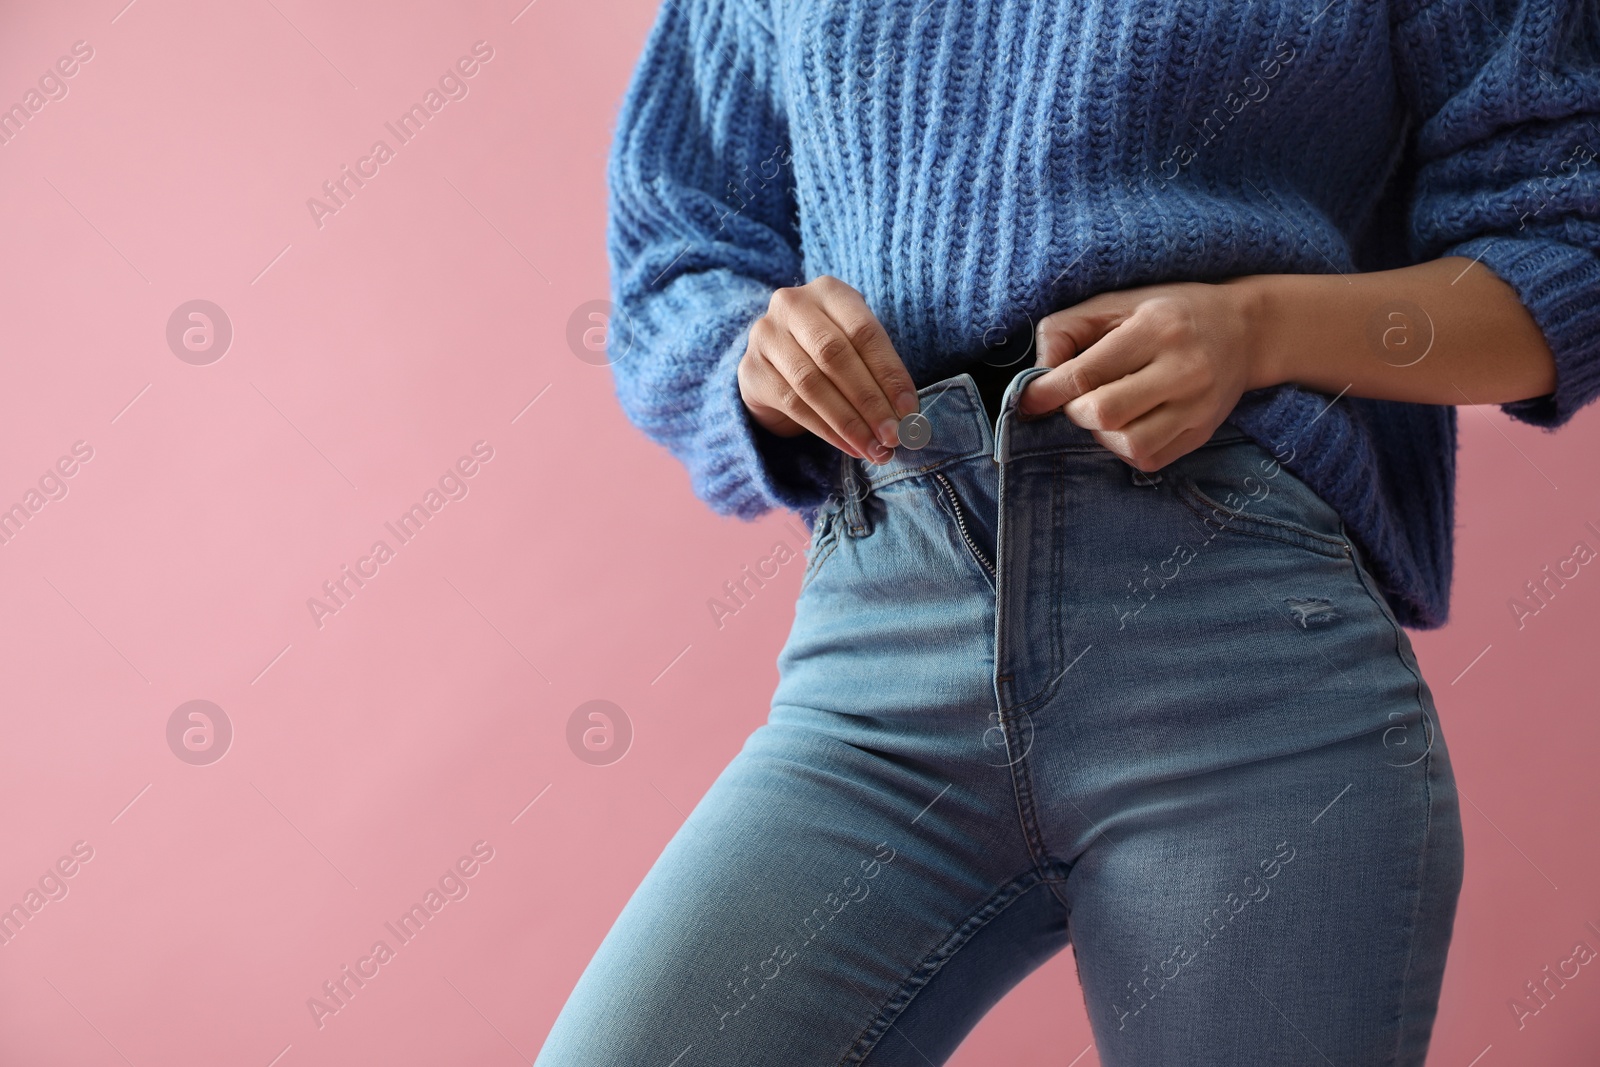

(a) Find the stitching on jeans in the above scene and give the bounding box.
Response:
[1388,730,1437,1066]
[1007,724,1073,916]
[798,531,841,593]
[1000,432,1252,463]
[997,450,1066,717]
[834,868,1058,1066]
[993,451,1073,916]
[859,449,992,493]
[1028,451,1073,911]
[1345,530,1439,1066]
[1172,477,1350,559]
[858,430,1252,493]
[1174,475,1349,547]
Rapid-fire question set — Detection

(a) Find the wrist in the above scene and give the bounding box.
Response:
[1224,273,1290,392]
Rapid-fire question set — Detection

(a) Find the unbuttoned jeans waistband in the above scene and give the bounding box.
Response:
[841,366,1252,494]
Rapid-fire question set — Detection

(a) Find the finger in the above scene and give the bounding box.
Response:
[761,326,893,462]
[1094,403,1200,472]
[1018,325,1156,415]
[1061,359,1176,432]
[742,344,865,459]
[1033,291,1135,369]
[1140,422,1215,471]
[793,314,905,450]
[788,281,911,447]
[813,281,921,420]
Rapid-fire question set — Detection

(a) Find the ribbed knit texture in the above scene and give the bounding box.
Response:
[605,0,1600,629]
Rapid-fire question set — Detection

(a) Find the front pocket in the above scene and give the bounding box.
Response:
[1170,444,1351,561]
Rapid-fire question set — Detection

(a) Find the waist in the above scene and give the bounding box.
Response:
[842,366,1251,495]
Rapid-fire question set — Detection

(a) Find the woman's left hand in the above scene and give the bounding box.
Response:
[1017,279,1269,472]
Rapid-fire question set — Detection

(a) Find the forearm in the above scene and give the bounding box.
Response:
[1232,257,1559,406]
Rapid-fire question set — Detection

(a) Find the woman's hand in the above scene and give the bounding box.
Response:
[738,275,921,464]
[1018,279,1268,472]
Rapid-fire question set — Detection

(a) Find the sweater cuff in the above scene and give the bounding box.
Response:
[700,325,839,519]
[1446,235,1600,429]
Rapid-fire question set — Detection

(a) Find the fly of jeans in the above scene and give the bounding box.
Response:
[931,470,996,580]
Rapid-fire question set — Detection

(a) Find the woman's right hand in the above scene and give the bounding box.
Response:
[737,275,920,464]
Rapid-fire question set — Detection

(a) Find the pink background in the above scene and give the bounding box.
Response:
[1,2,1596,1064]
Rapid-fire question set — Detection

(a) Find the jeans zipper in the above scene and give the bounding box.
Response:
[931,470,997,580]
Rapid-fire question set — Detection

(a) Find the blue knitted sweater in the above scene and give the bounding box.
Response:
[604,0,1600,629]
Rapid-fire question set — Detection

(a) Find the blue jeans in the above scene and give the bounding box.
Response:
[536,367,1464,1066]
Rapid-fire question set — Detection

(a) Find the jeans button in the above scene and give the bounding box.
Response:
[898,412,931,450]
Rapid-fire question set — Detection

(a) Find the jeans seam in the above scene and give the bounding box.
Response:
[1000,432,1251,463]
[1345,526,1438,1066]
[994,451,1072,915]
[798,532,842,594]
[1171,477,1350,559]
[1388,743,1436,1067]
[859,449,992,492]
[835,869,1057,1066]
[1005,723,1074,915]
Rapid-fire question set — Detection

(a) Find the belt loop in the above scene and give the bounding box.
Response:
[839,452,870,537]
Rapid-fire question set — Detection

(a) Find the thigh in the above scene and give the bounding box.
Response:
[537,475,1053,1066]
[534,716,1063,1067]
[1064,731,1463,1067]
[1023,437,1466,1066]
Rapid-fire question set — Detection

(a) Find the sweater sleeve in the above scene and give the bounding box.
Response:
[1393,0,1600,428]
[603,0,838,519]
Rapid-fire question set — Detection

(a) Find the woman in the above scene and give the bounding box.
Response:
[538,1,1598,1064]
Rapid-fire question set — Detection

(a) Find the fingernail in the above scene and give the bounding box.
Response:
[876,419,899,448]
[895,391,918,417]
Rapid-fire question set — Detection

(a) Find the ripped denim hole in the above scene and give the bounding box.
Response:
[1285,596,1338,627]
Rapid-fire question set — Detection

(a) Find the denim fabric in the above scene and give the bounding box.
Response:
[535,367,1465,1066]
